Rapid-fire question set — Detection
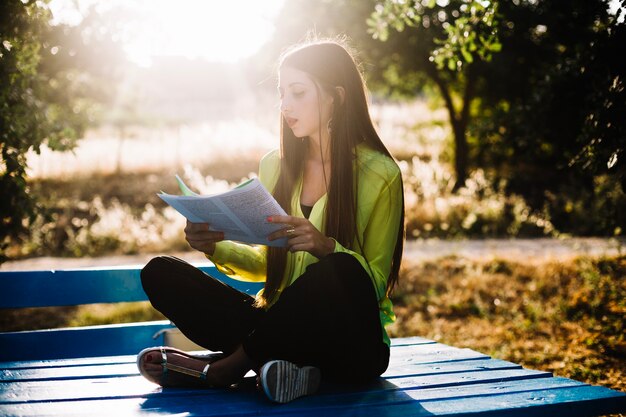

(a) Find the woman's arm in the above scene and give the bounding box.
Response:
[206,241,267,282]
[203,149,281,283]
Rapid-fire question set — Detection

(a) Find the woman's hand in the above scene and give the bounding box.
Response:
[184,220,225,256]
[267,215,335,259]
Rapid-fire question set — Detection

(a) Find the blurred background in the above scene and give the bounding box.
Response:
[1,0,624,261]
[1,0,624,393]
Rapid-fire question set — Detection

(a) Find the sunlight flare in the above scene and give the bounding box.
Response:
[49,0,285,65]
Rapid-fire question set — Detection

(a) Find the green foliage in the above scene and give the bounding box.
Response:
[0,0,124,262]
[366,0,506,188]
[1,1,67,262]
[366,0,625,235]
[469,0,626,235]
[369,0,501,71]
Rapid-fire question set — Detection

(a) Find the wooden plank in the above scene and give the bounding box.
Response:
[2,377,622,417]
[0,363,139,382]
[0,321,173,362]
[0,341,458,370]
[0,264,263,308]
[0,358,520,383]
[390,346,490,364]
[0,341,472,367]
[0,266,148,308]
[405,385,626,417]
[0,341,488,373]
[0,342,492,370]
[0,355,138,370]
[0,367,551,404]
[0,328,474,364]
[382,358,522,378]
[389,336,436,346]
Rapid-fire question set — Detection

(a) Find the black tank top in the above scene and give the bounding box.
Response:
[301,203,313,219]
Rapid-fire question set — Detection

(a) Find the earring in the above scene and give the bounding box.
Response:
[327,118,333,135]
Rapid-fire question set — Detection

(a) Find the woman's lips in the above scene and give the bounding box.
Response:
[285,117,298,128]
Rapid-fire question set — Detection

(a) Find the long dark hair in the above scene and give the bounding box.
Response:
[259,39,405,307]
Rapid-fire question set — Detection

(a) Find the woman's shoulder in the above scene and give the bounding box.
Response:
[355,143,401,183]
[259,149,281,173]
[258,149,281,191]
[260,148,280,165]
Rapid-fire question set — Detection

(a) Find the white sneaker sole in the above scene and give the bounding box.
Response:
[260,360,321,403]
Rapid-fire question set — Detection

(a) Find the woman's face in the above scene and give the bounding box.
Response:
[278,66,333,140]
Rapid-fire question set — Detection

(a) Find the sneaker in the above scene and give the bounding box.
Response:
[260,360,321,403]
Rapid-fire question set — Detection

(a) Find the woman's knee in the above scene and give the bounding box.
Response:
[140,256,171,293]
[308,252,371,289]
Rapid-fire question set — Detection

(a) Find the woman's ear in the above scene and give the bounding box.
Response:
[334,86,345,106]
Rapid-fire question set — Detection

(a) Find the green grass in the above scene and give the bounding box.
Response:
[388,255,626,393]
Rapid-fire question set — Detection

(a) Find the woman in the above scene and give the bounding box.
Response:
[137,39,405,403]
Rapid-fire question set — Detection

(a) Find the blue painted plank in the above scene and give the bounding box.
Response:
[0,358,520,383]
[391,346,490,364]
[284,379,626,417]
[2,377,622,417]
[0,340,473,370]
[0,363,139,382]
[0,264,263,308]
[0,266,148,308]
[0,354,138,370]
[382,358,522,378]
[0,333,480,367]
[413,385,626,417]
[389,336,436,346]
[0,321,173,362]
[0,367,551,404]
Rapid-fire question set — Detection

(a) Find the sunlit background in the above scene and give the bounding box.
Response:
[49,0,285,65]
[8,0,622,259]
[28,0,293,178]
[2,0,625,392]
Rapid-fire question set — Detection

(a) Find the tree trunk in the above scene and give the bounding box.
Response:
[428,64,476,191]
[451,119,468,190]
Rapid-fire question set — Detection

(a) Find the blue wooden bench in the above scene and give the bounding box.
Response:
[1,263,625,416]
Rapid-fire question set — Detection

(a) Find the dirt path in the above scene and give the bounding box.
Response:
[403,237,624,263]
[2,238,623,271]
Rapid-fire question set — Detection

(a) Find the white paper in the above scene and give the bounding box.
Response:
[158,177,288,247]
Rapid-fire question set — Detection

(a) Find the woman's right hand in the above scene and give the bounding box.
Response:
[184,220,225,256]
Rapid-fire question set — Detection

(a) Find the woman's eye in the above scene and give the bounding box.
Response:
[292,91,305,98]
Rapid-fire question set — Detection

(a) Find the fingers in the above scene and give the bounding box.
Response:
[186,229,225,241]
[266,215,308,242]
[185,220,211,234]
[267,226,298,242]
[185,221,224,240]
[184,221,224,254]
[266,215,305,226]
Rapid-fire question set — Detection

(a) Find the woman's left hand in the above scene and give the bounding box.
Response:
[267,215,335,258]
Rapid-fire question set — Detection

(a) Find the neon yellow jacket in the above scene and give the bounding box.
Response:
[207,143,403,346]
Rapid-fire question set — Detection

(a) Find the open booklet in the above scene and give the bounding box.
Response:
[158,175,288,247]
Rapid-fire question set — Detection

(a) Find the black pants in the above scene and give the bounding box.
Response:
[141,252,390,382]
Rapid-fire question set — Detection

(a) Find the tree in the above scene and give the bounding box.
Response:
[467,0,626,234]
[367,0,625,234]
[367,0,501,190]
[0,0,124,262]
[569,0,625,191]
